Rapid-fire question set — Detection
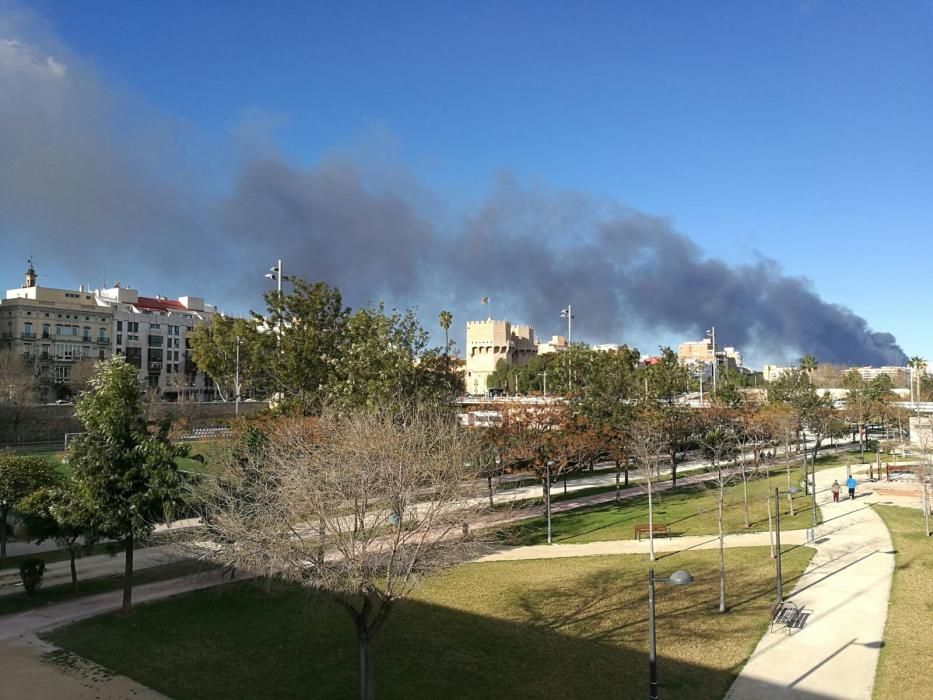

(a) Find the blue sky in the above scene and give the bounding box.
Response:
[4,1,933,364]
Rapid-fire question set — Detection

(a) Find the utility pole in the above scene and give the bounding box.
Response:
[561,305,574,392]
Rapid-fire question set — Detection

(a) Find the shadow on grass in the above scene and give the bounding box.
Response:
[43,560,831,700]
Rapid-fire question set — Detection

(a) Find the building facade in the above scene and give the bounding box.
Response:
[0,263,217,401]
[95,286,217,400]
[1,263,113,398]
[678,338,743,371]
[464,319,537,394]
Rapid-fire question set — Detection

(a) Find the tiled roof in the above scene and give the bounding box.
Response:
[135,296,186,311]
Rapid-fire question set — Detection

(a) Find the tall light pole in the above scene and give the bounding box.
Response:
[235,335,241,417]
[265,259,284,336]
[774,485,799,601]
[706,326,717,397]
[561,305,574,391]
[648,569,694,700]
[545,459,555,544]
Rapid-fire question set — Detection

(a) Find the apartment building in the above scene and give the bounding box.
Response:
[95,286,217,400]
[1,262,113,397]
[0,262,218,400]
[677,338,743,371]
[464,319,537,394]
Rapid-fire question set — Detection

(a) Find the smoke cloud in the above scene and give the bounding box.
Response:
[0,9,907,367]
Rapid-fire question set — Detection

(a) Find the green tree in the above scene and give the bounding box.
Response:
[0,454,60,560]
[17,480,98,591]
[259,278,350,411]
[189,315,264,401]
[576,346,641,496]
[69,357,186,612]
[642,347,693,486]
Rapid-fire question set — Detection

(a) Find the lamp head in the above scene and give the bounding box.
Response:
[667,570,694,586]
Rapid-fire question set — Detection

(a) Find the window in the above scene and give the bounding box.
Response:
[127,321,139,333]
[150,323,161,330]
[24,322,32,336]
[117,320,123,331]
[42,323,50,338]
[83,326,91,340]
[117,334,122,345]
[98,327,106,339]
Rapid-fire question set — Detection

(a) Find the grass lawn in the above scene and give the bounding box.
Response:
[871,505,933,699]
[45,545,813,700]
[0,559,217,616]
[507,469,822,545]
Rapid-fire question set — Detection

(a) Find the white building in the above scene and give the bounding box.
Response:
[95,286,218,400]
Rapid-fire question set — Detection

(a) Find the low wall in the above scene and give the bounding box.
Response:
[0,401,269,448]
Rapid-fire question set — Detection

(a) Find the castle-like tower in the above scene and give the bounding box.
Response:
[464,319,537,394]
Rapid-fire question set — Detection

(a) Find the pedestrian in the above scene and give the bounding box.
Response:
[831,479,840,503]
[846,475,857,500]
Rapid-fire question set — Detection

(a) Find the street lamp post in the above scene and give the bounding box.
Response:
[538,370,548,398]
[235,335,241,417]
[706,326,717,397]
[774,485,799,602]
[647,569,694,700]
[561,305,574,391]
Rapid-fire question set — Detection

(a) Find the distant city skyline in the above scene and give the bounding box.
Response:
[3,2,933,364]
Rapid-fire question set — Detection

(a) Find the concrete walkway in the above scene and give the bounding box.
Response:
[475,528,809,562]
[0,569,234,700]
[0,544,187,595]
[726,466,894,700]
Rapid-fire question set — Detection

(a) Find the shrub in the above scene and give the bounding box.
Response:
[19,558,46,595]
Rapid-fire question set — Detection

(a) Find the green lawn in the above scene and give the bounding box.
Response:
[872,505,933,699]
[45,546,813,700]
[507,469,821,545]
[0,559,217,616]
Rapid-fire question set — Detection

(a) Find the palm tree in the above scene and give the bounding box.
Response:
[438,310,453,356]
[799,354,818,383]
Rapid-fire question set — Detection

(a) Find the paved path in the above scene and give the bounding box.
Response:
[725,466,894,700]
[0,544,187,595]
[475,528,809,562]
[0,569,235,700]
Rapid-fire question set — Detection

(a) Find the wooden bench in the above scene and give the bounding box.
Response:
[634,523,671,541]
[770,600,810,634]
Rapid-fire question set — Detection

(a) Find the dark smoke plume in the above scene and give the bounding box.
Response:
[0,10,907,367]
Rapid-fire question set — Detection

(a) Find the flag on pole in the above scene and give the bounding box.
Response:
[481,296,489,304]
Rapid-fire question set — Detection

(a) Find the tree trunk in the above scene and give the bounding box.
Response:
[624,462,629,488]
[358,630,375,700]
[122,535,134,613]
[487,475,494,507]
[70,549,79,592]
[670,450,678,487]
[0,506,7,561]
[718,481,726,613]
[647,477,655,562]
[615,460,621,503]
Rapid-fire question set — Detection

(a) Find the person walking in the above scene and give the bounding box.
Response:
[846,475,857,500]
[831,479,841,503]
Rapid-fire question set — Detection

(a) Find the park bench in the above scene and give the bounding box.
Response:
[770,600,810,634]
[634,523,671,541]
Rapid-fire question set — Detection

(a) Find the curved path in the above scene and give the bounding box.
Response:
[726,465,894,700]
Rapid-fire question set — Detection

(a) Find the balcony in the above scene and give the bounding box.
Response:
[147,362,163,372]
[41,331,50,339]
[97,337,111,345]
[21,332,35,339]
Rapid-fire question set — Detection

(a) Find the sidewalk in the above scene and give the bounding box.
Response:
[725,466,894,700]
[0,545,186,595]
[475,528,809,562]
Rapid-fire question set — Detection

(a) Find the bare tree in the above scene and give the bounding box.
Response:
[698,406,739,613]
[0,349,36,404]
[626,409,669,562]
[195,403,493,700]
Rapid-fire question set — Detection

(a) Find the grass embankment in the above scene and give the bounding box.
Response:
[45,546,812,700]
[0,560,217,617]
[508,469,821,545]
[871,505,933,699]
